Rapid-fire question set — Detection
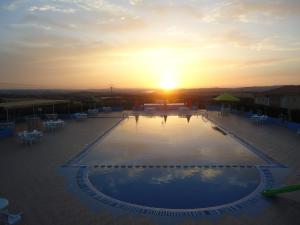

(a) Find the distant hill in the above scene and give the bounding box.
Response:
[260,85,300,95]
[0,85,290,97]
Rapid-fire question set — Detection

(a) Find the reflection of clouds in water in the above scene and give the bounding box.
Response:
[228,176,249,188]
[126,168,145,178]
[150,168,200,184]
[151,173,174,184]
[95,168,145,193]
[149,168,223,185]
[199,168,223,182]
[148,168,224,185]
[228,174,258,188]
[95,168,256,190]
[107,177,118,194]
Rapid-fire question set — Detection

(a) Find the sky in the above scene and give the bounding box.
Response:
[0,0,300,89]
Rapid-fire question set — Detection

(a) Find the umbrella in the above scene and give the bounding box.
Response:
[213,93,240,102]
[213,93,239,115]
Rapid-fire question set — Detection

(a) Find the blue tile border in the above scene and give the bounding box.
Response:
[73,166,274,218]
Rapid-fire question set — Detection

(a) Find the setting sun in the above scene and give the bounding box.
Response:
[160,79,176,90]
[160,73,178,90]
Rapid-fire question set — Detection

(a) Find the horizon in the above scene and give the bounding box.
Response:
[0,84,298,93]
[0,0,300,89]
[0,81,298,91]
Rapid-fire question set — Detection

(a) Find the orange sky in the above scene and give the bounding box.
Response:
[0,0,300,89]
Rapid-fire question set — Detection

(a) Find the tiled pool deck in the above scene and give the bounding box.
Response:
[0,111,300,225]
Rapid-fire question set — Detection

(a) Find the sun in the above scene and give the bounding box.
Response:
[159,72,178,90]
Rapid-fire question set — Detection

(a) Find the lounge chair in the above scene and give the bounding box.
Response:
[0,210,23,225]
[250,114,268,124]
[73,113,88,121]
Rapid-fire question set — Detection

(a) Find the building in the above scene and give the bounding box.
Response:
[254,86,300,121]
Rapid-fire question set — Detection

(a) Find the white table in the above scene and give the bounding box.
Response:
[18,130,43,144]
[0,198,8,210]
[74,113,88,120]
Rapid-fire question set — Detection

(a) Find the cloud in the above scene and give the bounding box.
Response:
[205,0,300,23]
[95,16,147,32]
[20,14,76,30]
[55,0,129,16]
[136,3,203,19]
[28,4,76,14]
[205,29,300,52]
[129,0,141,6]
[12,12,147,33]
[1,0,25,11]
[209,29,271,49]
[197,57,299,69]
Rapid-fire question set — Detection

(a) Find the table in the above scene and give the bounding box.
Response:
[0,198,8,210]
[18,130,43,144]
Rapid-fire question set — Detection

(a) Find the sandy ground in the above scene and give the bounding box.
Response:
[0,111,300,225]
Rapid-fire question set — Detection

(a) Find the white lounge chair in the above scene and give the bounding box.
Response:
[0,210,23,225]
[43,120,65,131]
[74,113,88,121]
[87,109,99,117]
[251,114,268,124]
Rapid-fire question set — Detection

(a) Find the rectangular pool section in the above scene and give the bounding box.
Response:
[78,115,265,166]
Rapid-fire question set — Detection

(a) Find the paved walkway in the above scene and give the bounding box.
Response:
[0,112,300,225]
[0,116,139,225]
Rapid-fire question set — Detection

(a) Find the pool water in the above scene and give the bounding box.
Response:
[79,116,264,166]
[89,167,260,209]
[68,115,272,212]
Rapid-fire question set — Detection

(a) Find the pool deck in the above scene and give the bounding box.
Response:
[0,111,300,225]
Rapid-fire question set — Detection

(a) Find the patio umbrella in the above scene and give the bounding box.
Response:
[213,93,240,115]
[213,93,240,102]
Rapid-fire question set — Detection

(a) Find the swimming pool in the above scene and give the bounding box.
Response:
[77,115,265,166]
[63,114,286,218]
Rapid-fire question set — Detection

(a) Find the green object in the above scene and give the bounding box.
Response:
[262,184,300,197]
[213,93,240,102]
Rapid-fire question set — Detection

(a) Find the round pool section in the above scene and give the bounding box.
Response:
[88,167,261,209]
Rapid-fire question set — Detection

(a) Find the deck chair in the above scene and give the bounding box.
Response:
[0,210,23,225]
